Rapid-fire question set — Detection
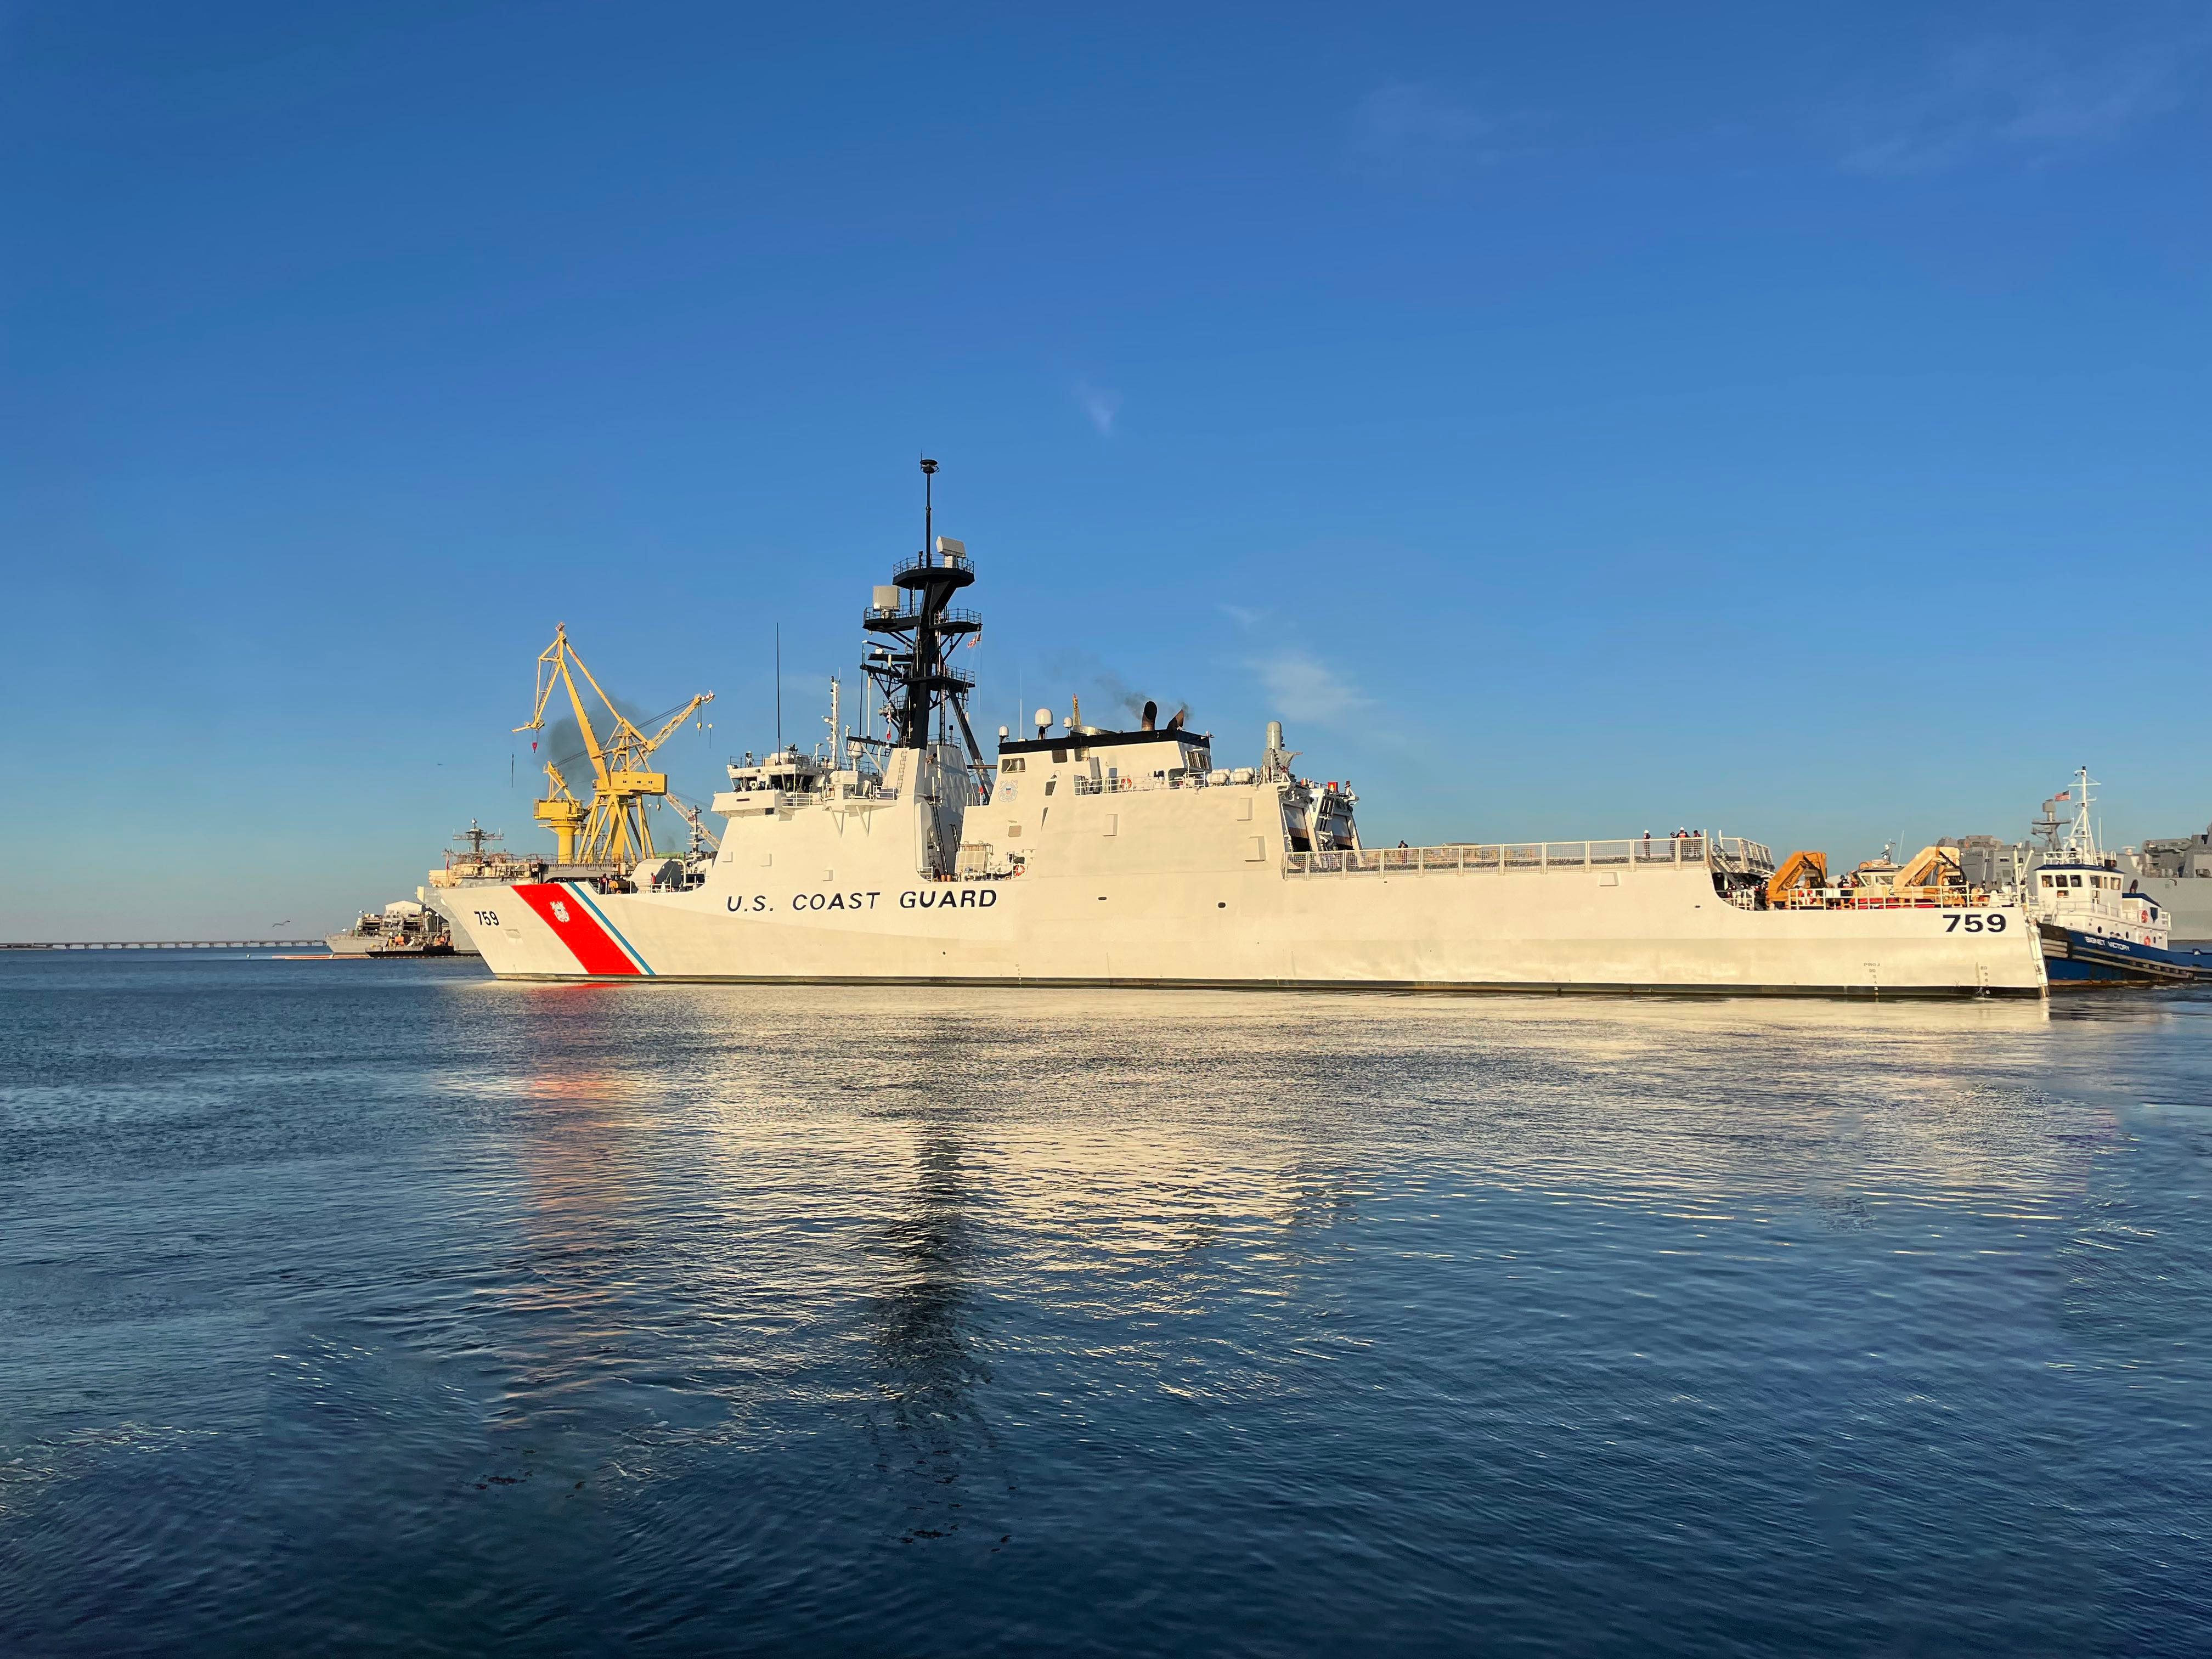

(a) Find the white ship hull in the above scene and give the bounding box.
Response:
[439,759,2045,998]
[441,876,2040,994]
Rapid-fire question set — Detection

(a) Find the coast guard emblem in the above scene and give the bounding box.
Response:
[550,900,571,923]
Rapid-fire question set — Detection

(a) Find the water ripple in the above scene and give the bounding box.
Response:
[3,957,2210,1654]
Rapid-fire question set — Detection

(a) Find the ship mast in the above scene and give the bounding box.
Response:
[454,820,501,857]
[861,458,989,787]
[2035,767,2101,862]
[2066,766,2100,862]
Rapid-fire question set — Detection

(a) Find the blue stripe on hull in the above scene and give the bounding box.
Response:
[565,882,657,975]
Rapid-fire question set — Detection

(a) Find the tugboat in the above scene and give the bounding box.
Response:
[2025,770,2210,986]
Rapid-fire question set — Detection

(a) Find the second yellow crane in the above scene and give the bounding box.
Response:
[515,623,714,867]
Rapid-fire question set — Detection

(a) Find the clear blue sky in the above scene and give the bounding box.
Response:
[4,2,2207,936]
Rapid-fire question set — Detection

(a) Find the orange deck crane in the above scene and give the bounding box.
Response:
[1886,844,1972,905]
[1764,850,1830,907]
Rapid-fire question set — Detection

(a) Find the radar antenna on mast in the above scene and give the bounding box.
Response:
[453,820,504,856]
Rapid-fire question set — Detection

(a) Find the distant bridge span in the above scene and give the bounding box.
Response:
[1,940,328,951]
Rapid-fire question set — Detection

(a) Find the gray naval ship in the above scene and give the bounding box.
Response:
[324,899,458,956]
[2120,823,2212,946]
[1955,800,2212,949]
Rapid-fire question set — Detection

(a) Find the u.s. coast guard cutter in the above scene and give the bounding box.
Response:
[436,471,2046,997]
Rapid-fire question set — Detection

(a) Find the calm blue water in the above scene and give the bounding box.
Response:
[3,953,2209,1655]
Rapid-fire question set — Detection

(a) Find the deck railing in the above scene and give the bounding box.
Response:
[890,551,974,584]
[1284,837,1774,876]
[1072,773,1208,796]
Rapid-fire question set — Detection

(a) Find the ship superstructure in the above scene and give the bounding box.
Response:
[436,466,2046,997]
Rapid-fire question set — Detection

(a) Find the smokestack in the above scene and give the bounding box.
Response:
[1167,706,1185,731]
[1142,699,1157,731]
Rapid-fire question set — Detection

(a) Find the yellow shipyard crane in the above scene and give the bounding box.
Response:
[516,624,714,867]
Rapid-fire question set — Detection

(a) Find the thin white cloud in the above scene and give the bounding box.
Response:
[1074,380,1121,436]
[1218,602,1262,629]
[1248,651,1374,727]
[1841,32,2202,173]
[1347,83,1505,176]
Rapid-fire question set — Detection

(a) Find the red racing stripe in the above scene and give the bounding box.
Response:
[511,883,641,976]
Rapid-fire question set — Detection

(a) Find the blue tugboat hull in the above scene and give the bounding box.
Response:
[2041,923,2210,985]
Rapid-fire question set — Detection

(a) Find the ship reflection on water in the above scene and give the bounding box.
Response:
[7,957,2208,1654]
[862,1073,1003,1547]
